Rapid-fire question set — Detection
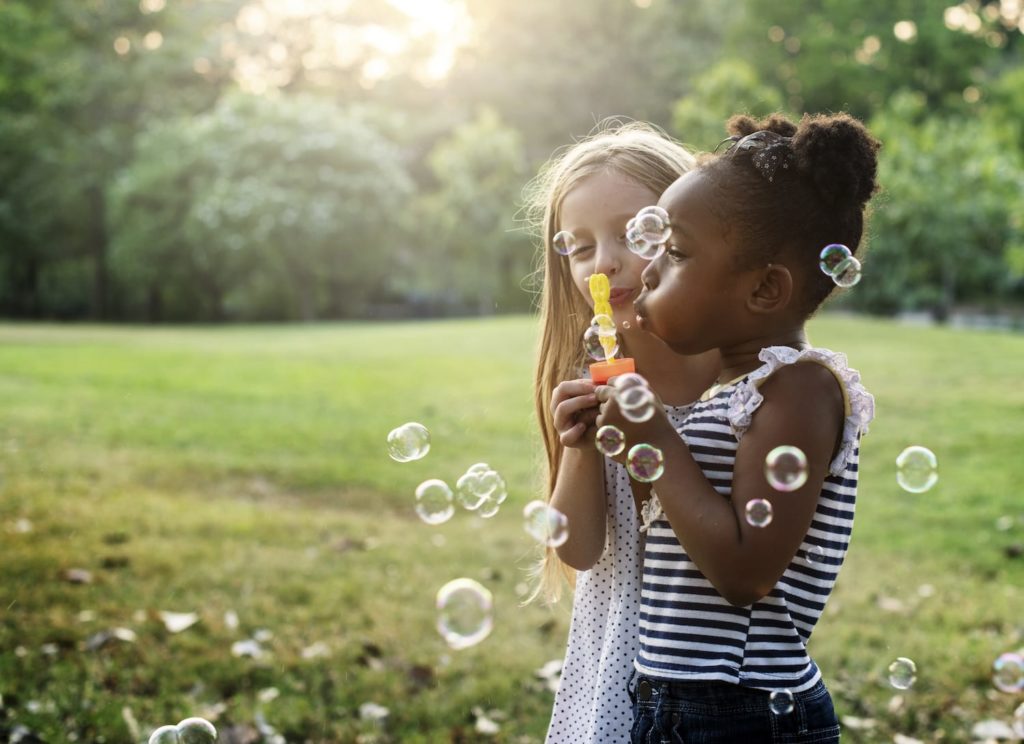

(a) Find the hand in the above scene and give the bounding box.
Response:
[594,383,675,462]
[551,378,600,448]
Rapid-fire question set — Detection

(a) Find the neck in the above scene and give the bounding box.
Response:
[716,327,809,384]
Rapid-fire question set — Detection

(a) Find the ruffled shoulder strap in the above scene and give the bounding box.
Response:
[725,346,875,476]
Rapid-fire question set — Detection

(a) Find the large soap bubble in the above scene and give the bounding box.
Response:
[436,578,493,650]
[386,422,430,462]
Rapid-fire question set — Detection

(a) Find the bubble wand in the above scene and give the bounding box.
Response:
[587,273,636,384]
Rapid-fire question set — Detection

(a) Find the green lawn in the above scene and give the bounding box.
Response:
[0,316,1022,743]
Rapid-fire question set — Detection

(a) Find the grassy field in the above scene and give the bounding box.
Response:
[0,315,1022,743]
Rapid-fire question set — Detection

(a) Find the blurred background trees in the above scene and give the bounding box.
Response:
[2,0,1023,322]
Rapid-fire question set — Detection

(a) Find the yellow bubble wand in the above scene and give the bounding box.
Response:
[587,273,636,384]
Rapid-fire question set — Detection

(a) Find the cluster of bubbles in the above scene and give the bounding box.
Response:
[387,424,507,650]
[818,244,862,288]
[522,500,570,548]
[386,422,431,463]
[612,373,658,423]
[148,718,217,744]
[583,313,619,362]
[436,578,493,650]
[895,445,939,493]
[626,206,672,260]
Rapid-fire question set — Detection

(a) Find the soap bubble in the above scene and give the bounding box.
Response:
[764,445,809,492]
[595,425,626,457]
[148,718,217,744]
[468,467,507,518]
[591,313,616,337]
[583,325,619,361]
[436,578,493,650]
[611,372,648,393]
[769,690,794,715]
[896,445,938,493]
[467,462,491,475]
[993,652,1024,693]
[818,243,851,276]
[455,470,493,511]
[415,479,454,525]
[888,657,917,689]
[523,500,570,547]
[617,382,656,424]
[387,422,430,462]
[831,256,862,287]
[635,205,672,244]
[552,230,577,256]
[745,498,774,527]
[626,443,664,482]
[805,544,826,564]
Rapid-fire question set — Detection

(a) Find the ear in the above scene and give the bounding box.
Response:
[746,263,793,314]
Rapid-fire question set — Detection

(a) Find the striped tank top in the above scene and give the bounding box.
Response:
[634,346,875,692]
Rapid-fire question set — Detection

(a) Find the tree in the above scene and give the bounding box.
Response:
[856,92,1024,317]
[672,59,786,151]
[416,108,532,315]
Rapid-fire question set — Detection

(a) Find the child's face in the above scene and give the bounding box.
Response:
[558,170,660,328]
[634,171,755,355]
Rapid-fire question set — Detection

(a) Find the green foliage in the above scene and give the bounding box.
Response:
[415,109,533,314]
[855,92,1024,316]
[110,93,414,320]
[671,59,786,151]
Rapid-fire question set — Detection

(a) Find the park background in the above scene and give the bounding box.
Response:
[1,0,1023,742]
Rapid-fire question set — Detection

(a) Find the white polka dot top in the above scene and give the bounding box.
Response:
[545,403,692,744]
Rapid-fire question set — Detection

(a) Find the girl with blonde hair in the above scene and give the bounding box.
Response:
[523,120,718,743]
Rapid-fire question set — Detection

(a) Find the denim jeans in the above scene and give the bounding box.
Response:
[628,673,841,743]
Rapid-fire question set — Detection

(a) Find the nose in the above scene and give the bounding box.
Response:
[593,239,623,277]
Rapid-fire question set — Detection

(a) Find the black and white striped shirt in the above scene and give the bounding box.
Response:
[634,346,874,692]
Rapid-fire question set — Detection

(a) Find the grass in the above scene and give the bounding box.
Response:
[0,315,1022,743]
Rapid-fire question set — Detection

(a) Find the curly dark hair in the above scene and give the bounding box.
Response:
[699,112,881,314]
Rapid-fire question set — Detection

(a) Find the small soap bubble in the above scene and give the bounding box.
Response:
[477,499,501,518]
[595,425,626,457]
[387,422,430,462]
[805,544,826,564]
[888,657,917,689]
[626,443,664,482]
[635,206,672,245]
[621,400,656,423]
[467,462,491,475]
[552,230,577,256]
[764,445,809,492]
[818,243,852,276]
[769,690,795,715]
[611,372,648,392]
[617,383,655,410]
[993,652,1024,694]
[436,578,493,650]
[745,498,774,527]
[455,471,489,511]
[523,500,570,547]
[831,256,863,287]
[627,237,665,261]
[896,445,938,493]
[415,479,454,525]
[622,320,631,330]
[148,718,217,744]
[583,325,619,361]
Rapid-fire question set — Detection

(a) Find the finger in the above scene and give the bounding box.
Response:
[559,422,585,446]
[553,394,599,430]
[551,379,597,408]
[594,385,615,403]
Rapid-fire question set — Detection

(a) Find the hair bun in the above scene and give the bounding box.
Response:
[726,113,798,139]
[791,113,880,208]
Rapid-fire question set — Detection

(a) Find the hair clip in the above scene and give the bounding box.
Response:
[731,131,794,183]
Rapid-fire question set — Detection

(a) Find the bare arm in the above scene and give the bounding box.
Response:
[548,379,608,570]
[595,363,844,606]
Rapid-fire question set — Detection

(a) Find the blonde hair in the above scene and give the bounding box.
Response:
[521,119,697,603]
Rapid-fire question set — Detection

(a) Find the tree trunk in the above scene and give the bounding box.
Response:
[87,186,109,320]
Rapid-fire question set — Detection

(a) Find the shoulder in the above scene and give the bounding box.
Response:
[759,359,844,409]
